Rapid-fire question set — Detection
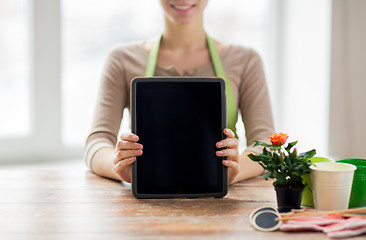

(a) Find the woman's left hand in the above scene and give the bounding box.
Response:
[216,128,240,185]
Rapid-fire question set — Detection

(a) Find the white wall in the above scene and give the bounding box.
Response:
[329,0,366,159]
[272,0,331,157]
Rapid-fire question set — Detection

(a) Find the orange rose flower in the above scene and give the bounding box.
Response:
[270,133,288,146]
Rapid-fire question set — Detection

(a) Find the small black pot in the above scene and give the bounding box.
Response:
[274,185,305,213]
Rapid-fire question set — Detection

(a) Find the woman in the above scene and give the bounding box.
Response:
[84,0,274,185]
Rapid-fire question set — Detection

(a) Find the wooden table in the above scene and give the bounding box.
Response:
[0,169,363,240]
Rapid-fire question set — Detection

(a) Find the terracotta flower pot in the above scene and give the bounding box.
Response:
[274,185,304,213]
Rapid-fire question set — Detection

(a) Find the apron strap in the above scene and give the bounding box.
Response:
[145,34,238,135]
[206,34,238,135]
[145,36,161,77]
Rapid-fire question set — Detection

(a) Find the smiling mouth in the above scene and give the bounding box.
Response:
[170,4,196,11]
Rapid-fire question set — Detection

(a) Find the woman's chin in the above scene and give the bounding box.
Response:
[167,13,202,25]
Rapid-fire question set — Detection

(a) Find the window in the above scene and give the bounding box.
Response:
[276,0,331,156]
[61,0,164,146]
[0,0,30,138]
[0,0,331,163]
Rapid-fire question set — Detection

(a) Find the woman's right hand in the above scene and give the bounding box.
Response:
[113,133,143,182]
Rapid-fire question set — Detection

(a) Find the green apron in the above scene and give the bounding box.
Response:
[144,34,238,135]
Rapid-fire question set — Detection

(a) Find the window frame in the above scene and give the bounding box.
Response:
[0,0,81,163]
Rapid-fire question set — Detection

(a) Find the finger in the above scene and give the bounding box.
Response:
[222,159,240,172]
[114,157,136,171]
[223,128,235,138]
[116,141,143,151]
[113,157,135,182]
[216,137,238,149]
[120,132,139,142]
[216,149,239,162]
[113,149,143,164]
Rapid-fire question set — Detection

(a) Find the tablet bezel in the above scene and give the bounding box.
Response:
[130,77,228,198]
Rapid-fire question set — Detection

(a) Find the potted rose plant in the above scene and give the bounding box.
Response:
[248,133,316,212]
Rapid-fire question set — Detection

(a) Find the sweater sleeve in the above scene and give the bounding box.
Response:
[238,49,275,153]
[84,47,129,169]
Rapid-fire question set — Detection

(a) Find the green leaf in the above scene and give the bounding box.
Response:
[263,172,271,181]
[281,164,286,171]
[263,147,271,157]
[253,141,272,148]
[285,156,293,167]
[257,162,266,170]
[248,153,255,161]
[298,149,316,160]
[285,141,298,152]
[275,173,286,186]
[270,146,281,151]
[290,148,298,158]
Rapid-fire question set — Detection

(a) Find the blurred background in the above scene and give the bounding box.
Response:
[0,0,365,168]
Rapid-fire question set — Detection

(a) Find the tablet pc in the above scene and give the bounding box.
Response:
[130,77,228,198]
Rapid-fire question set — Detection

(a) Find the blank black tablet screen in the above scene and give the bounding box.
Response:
[133,80,224,195]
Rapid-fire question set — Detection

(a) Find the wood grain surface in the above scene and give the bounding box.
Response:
[0,169,363,240]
